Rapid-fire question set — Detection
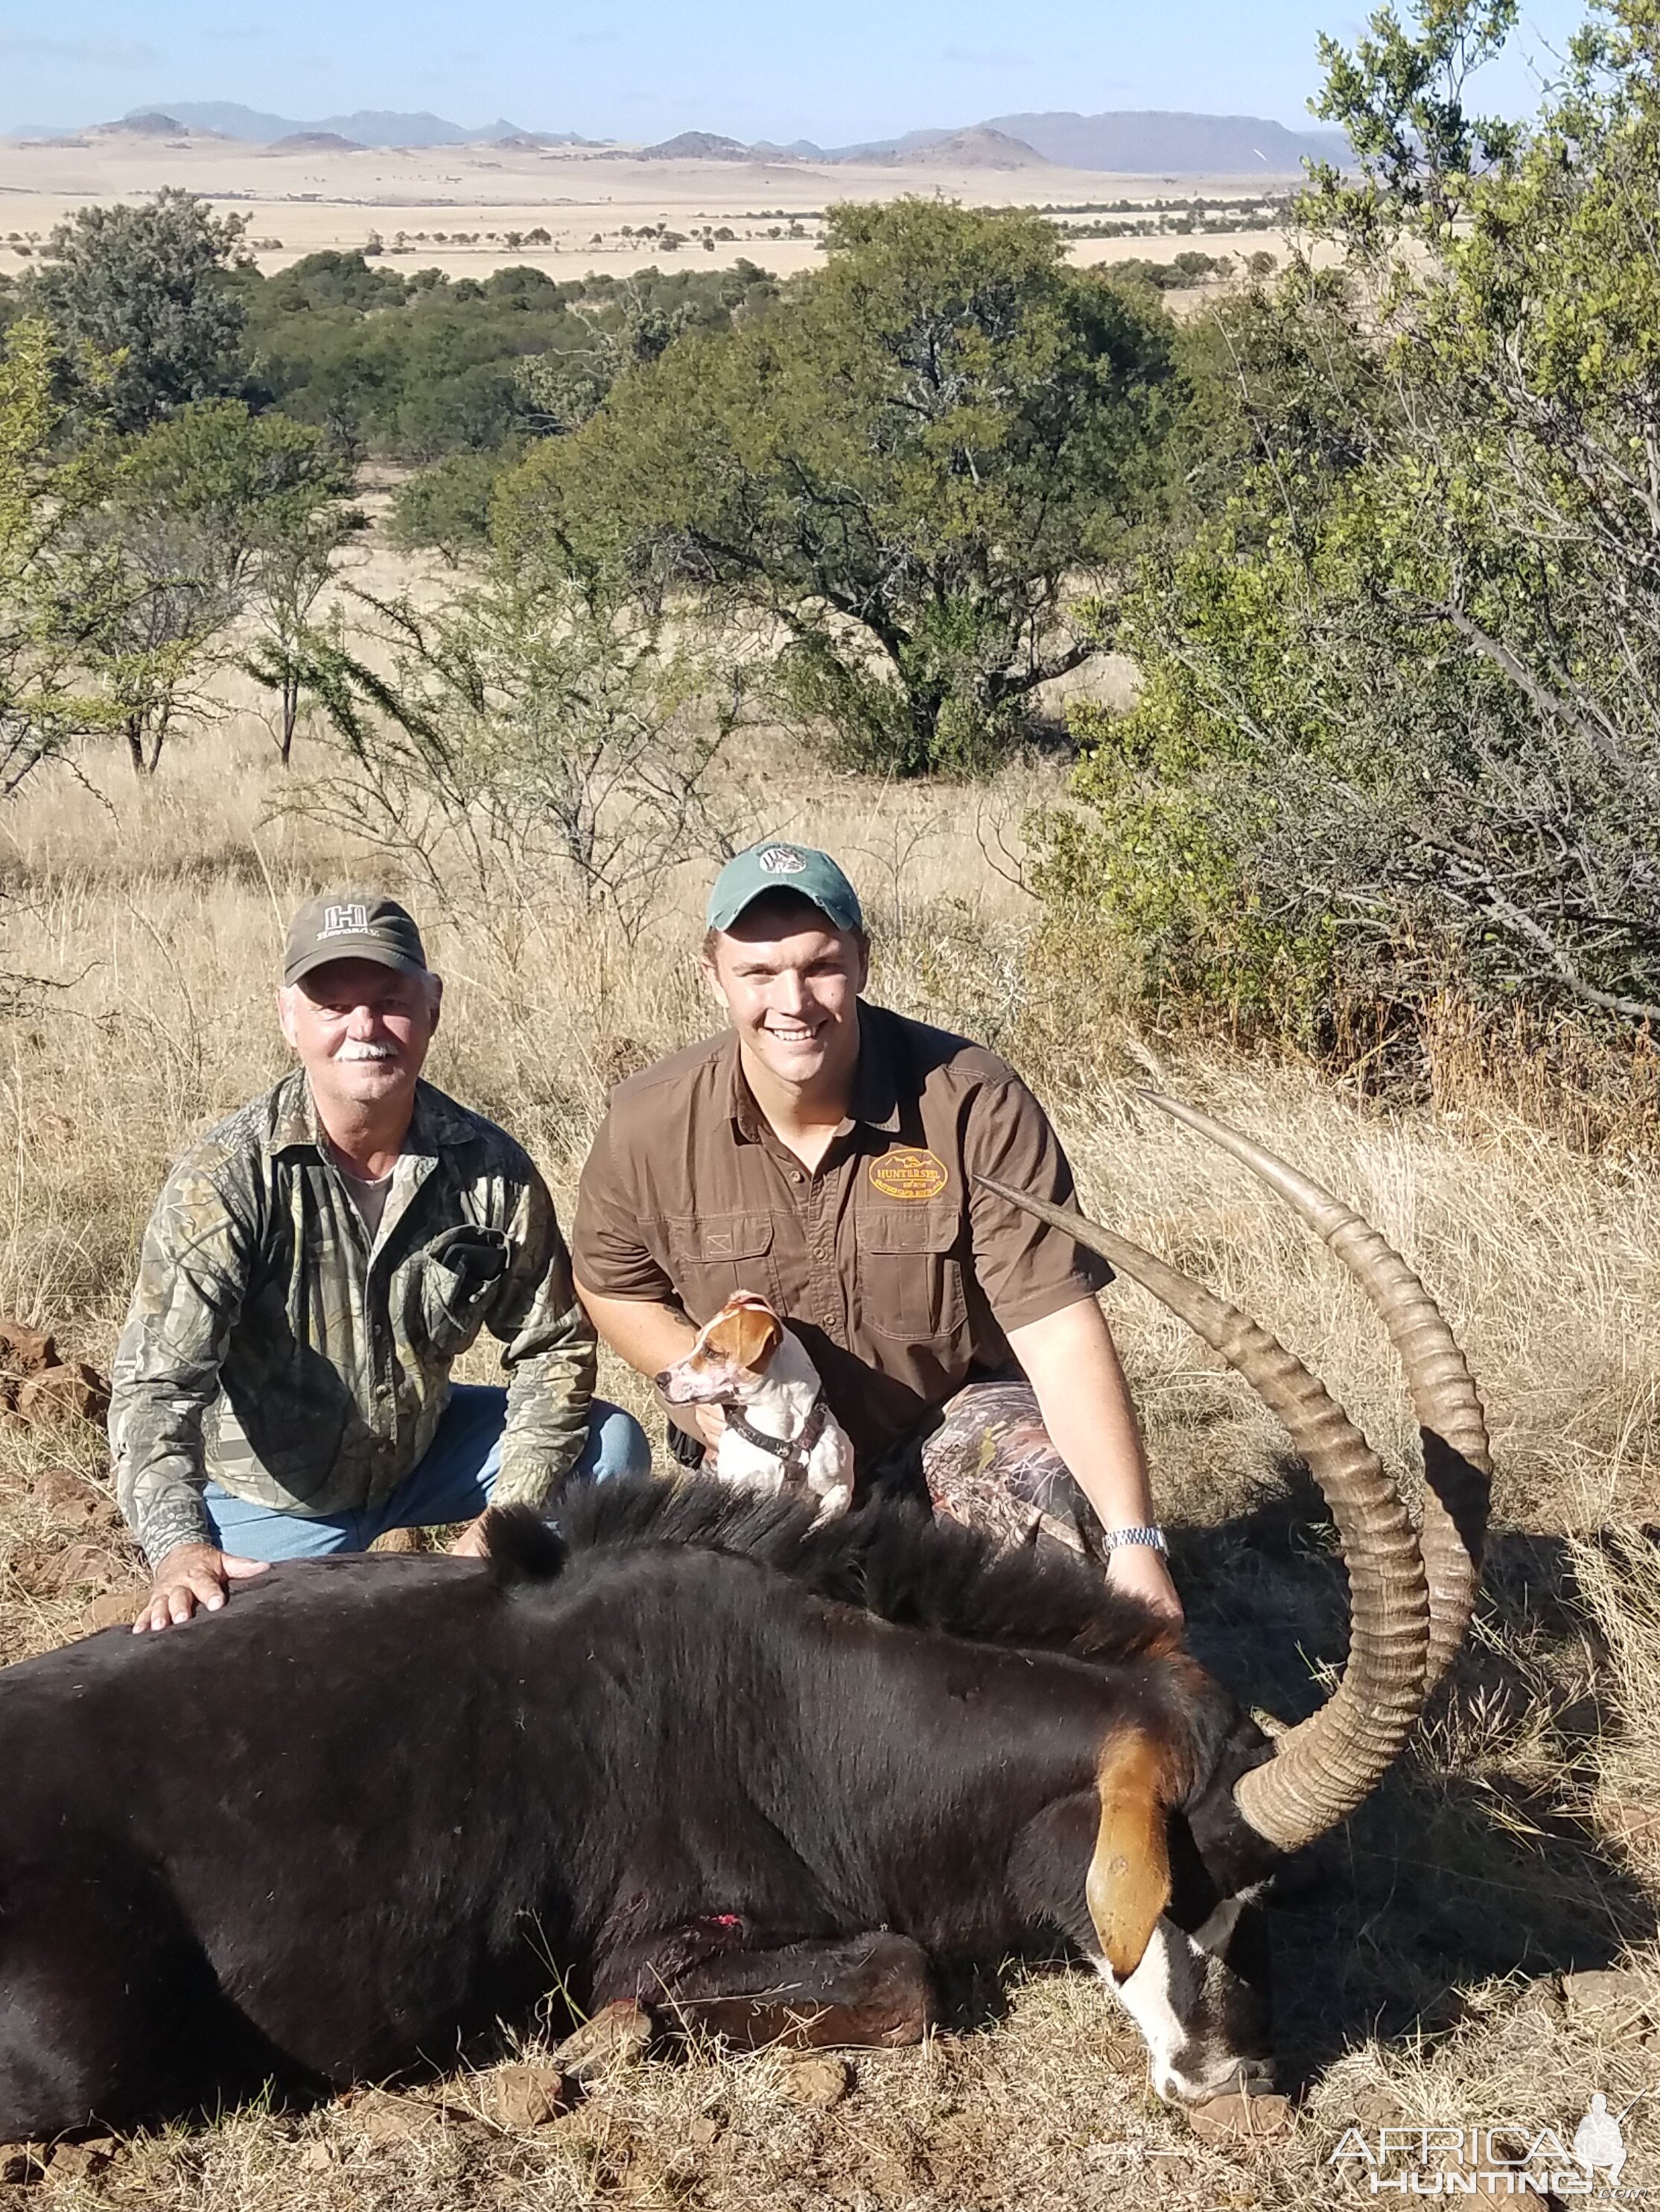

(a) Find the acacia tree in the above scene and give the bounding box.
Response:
[25,190,249,433]
[284,564,739,952]
[0,319,122,794]
[1043,0,1660,1037]
[500,201,1176,775]
[83,399,360,774]
[512,279,705,435]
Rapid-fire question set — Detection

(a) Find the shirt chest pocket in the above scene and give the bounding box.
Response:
[854,1204,967,1343]
[414,1225,512,1359]
[664,1212,777,1323]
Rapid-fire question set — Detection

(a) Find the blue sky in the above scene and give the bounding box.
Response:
[1,0,1592,141]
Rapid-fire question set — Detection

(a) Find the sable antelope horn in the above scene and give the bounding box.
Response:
[975,1174,1430,1853]
[1140,1093,1491,1692]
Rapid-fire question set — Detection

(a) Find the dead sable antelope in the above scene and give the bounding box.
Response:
[0,1097,1487,2136]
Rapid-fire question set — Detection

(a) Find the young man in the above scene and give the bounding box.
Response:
[111,890,649,1633]
[573,842,1179,1620]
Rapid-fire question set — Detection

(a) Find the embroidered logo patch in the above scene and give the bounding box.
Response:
[757,844,807,874]
[868,1148,950,1202]
[320,902,369,937]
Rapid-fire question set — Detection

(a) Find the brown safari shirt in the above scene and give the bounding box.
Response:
[573,1003,1110,1477]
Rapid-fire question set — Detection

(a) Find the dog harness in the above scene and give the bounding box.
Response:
[723,1391,830,1486]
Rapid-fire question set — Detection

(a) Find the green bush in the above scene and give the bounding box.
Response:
[1037,0,1660,1041]
[501,200,1177,776]
[387,447,509,564]
[241,253,774,462]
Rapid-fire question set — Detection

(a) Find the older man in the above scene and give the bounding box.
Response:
[573,842,1179,1620]
[112,890,649,1632]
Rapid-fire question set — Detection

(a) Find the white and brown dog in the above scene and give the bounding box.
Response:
[655,1290,854,1520]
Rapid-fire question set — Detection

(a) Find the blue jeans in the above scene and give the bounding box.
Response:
[199,1386,650,1562]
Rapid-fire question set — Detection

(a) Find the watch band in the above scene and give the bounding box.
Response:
[1101,1524,1167,1555]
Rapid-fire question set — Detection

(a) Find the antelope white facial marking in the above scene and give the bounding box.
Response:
[1096,1924,1256,2103]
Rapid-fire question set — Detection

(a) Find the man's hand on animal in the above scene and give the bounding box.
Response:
[107,888,649,1601]
[448,1515,490,1558]
[1103,1539,1180,1622]
[132,1542,270,1633]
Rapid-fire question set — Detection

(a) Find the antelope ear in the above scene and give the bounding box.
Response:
[705,1301,784,1374]
[1087,1727,1174,1980]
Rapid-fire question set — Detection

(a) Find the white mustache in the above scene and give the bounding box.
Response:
[334,1041,401,1062]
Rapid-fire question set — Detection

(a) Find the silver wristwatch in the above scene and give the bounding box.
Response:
[1101,1524,1167,1554]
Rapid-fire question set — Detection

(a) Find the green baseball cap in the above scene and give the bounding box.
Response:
[282,891,429,987]
[706,841,864,934]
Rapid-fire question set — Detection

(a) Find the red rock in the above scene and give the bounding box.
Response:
[45,2135,115,2178]
[1562,1967,1657,2024]
[81,1588,141,1634]
[1186,2091,1293,2144]
[1603,1803,1660,1846]
[343,2089,438,2145]
[368,1526,422,1555]
[480,2064,570,2129]
[0,1322,57,1375]
[17,1365,109,1429]
[1354,2087,1402,2123]
[553,1999,655,2082]
[29,1470,112,1526]
[777,2053,850,2109]
[51,1542,118,1596]
[0,2141,45,2184]
[10,1547,60,1599]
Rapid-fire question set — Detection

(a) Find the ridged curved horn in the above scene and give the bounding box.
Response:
[976,1176,1428,1852]
[1141,1094,1491,1691]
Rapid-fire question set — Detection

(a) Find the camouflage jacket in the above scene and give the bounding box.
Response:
[110,1071,597,1566]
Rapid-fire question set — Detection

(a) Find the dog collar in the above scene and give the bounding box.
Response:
[724,1392,830,1485]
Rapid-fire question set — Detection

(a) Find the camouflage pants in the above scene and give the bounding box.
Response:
[919,1379,1083,1550]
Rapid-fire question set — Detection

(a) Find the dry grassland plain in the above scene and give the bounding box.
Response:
[0,130,1298,283]
[0,398,1656,2199]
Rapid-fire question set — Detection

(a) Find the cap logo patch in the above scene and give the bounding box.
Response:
[320,903,369,937]
[757,845,807,875]
[868,1148,950,1202]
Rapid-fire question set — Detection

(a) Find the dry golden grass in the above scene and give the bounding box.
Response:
[2,708,1660,2205]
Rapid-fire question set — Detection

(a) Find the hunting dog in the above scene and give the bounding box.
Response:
[655,1290,854,1518]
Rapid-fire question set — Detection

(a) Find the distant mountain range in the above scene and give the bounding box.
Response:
[637,124,1049,168]
[22,103,600,148]
[983,110,1347,171]
[643,112,1345,171]
[7,102,1349,174]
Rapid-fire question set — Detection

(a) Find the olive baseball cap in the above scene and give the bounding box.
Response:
[282,892,428,987]
[705,842,864,934]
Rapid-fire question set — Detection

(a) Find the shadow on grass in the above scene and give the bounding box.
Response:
[1168,1459,1657,2091]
